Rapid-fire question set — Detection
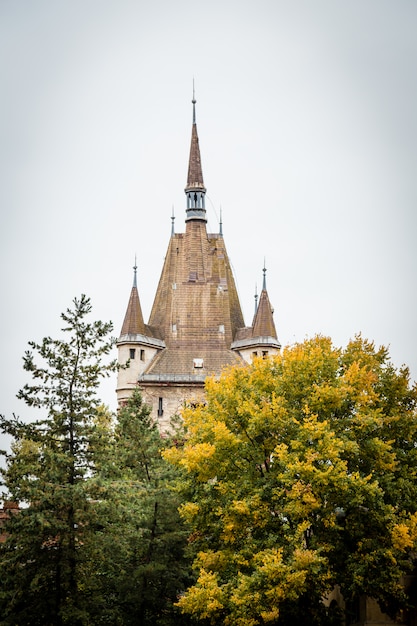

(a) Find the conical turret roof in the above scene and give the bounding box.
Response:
[120,265,146,336]
[232,265,280,352]
[252,288,277,339]
[252,266,278,339]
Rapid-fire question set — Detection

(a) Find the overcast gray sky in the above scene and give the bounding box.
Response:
[1,0,416,450]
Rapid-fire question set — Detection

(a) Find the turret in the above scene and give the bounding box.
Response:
[116,261,165,405]
[232,263,281,362]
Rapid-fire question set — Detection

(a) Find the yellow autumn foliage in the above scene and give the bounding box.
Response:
[392,513,417,551]
[196,549,231,572]
[166,335,417,623]
[176,568,225,620]
[177,441,216,481]
[178,501,200,523]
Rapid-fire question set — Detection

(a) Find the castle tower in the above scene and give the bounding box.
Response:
[116,261,165,404]
[231,264,281,362]
[116,96,281,428]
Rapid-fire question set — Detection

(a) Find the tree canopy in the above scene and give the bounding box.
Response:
[165,335,417,625]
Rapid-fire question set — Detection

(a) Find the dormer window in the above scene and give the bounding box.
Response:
[193,358,203,368]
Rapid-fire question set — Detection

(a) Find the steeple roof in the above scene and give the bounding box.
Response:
[185,96,205,192]
[144,224,245,378]
[252,265,278,339]
[252,288,277,338]
[120,263,146,336]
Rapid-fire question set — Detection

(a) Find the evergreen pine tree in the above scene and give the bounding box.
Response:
[0,295,116,625]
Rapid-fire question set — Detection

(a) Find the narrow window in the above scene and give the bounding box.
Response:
[262,350,269,358]
[129,348,136,360]
[252,351,258,358]
[158,397,164,417]
[140,349,145,361]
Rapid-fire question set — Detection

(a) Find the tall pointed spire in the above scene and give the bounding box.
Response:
[185,84,207,222]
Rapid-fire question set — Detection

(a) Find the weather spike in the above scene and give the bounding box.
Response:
[262,260,267,291]
[219,206,223,236]
[254,283,258,315]
[171,206,175,236]
[192,78,196,124]
[133,255,138,288]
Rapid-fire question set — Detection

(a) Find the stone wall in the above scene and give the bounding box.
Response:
[137,382,206,432]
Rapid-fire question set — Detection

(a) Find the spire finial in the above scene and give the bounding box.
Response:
[133,255,138,288]
[171,205,175,236]
[192,79,196,125]
[219,206,223,236]
[254,283,258,315]
[262,259,267,291]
